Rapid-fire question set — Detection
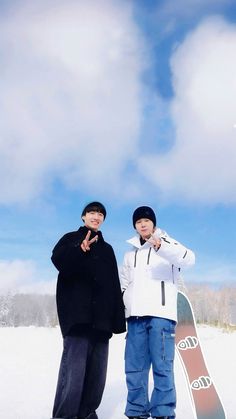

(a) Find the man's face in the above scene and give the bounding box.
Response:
[135,218,155,239]
[82,210,104,231]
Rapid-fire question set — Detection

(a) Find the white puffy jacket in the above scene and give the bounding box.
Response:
[120,228,195,322]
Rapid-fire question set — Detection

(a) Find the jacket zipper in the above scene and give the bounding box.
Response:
[134,247,152,267]
[147,247,151,265]
[134,248,166,308]
[161,281,165,306]
[134,249,138,267]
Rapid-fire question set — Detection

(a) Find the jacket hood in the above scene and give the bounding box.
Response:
[126,235,142,249]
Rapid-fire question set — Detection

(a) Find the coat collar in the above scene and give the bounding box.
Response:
[126,235,149,249]
[126,227,163,249]
[78,225,104,242]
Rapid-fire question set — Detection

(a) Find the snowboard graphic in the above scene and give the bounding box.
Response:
[175,291,227,419]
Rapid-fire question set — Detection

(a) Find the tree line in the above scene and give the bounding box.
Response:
[186,284,236,328]
[0,293,58,327]
[0,285,235,328]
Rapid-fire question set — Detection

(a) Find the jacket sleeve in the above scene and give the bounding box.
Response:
[109,247,126,334]
[51,232,90,274]
[153,229,195,269]
[119,252,131,292]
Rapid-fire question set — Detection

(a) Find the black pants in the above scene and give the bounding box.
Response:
[52,332,109,419]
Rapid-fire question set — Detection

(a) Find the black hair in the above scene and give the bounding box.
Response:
[81,201,106,219]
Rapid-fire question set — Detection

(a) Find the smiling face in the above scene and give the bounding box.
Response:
[135,218,155,240]
[82,210,104,231]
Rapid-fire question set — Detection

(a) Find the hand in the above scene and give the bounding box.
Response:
[145,234,161,251]
[81,230,98,252]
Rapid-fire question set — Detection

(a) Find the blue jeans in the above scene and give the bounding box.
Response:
[52,333,109,419]
[125,316,176,418]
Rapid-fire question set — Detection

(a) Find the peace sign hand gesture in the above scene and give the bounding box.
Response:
[81,230,98,252]
[145,234,161,251]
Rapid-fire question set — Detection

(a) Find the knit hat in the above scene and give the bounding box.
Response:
[81,201,107,219]
[132,206,156,228]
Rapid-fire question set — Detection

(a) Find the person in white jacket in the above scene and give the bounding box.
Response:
[120,206,195,419]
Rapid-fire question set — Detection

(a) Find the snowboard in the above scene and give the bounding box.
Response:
[175,291,227,419]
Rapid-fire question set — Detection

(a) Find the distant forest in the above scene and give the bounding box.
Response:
[0,285,236,328]
[0,293,58,327]
[187,285,236,328]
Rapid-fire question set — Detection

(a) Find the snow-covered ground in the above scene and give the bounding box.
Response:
[0,325,234,419]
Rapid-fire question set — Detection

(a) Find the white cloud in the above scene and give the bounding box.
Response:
[0,0,145,205]
[2,4,235,207]
[0,259,55,295]
[138,16,236,204]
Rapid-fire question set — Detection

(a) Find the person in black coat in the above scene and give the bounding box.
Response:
[51,202,126,419]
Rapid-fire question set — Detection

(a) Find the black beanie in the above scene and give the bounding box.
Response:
[81,201,106,219]
[132,206,156,228]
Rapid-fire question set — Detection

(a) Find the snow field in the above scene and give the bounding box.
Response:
[0,326,233,419]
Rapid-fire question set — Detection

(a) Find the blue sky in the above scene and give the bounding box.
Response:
[0,0,236,294]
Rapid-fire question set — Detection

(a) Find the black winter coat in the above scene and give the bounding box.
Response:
[51,226,126,338]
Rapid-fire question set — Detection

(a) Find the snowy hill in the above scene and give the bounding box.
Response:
[0,326,234,419]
